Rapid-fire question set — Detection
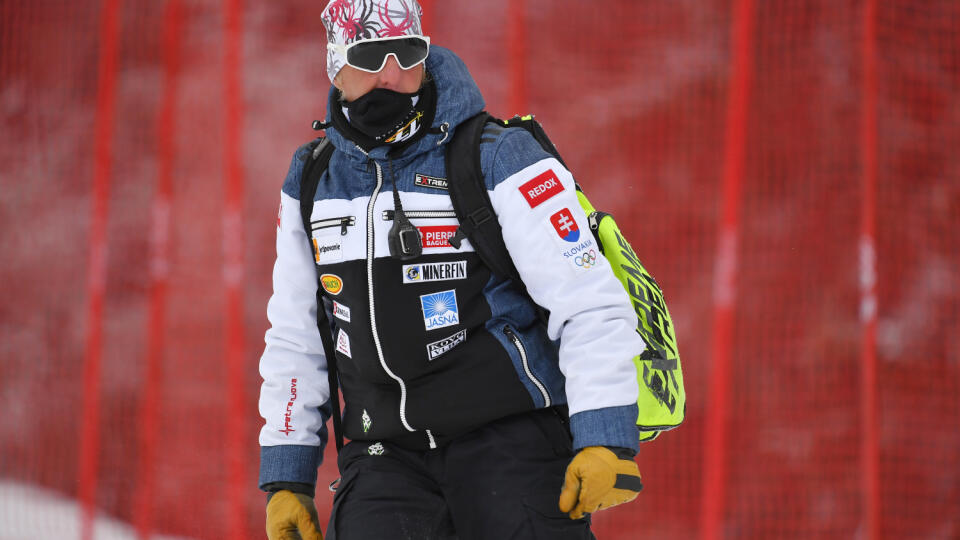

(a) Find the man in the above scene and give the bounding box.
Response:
[259,1,644,538]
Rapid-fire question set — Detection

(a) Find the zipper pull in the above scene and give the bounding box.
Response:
[588,211,600,232]
[340,218,350,235]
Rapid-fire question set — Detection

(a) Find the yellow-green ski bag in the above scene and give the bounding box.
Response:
[577,189,686,442]
[444,112,686,444]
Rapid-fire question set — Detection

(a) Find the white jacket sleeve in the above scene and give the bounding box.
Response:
[258,190,331,449]
[488,134,643,421]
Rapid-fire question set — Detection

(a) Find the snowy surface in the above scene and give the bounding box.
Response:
[0,481,194,540]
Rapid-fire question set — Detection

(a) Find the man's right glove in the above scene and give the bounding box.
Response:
[558,446,643,519]
[266,490,324,540]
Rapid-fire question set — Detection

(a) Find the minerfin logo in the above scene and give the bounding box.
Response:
[402,261,467,284]
[419,289,460,330]
[367,442,385,456]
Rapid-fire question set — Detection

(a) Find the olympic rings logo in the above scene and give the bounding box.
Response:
[575,250,598,268]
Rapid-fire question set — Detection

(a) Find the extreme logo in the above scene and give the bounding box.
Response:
[414,174,448,190]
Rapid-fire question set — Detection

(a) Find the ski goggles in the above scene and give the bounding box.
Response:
[328,35,431,73]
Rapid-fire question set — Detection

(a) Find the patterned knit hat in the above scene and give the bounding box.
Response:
[321,0,425,82]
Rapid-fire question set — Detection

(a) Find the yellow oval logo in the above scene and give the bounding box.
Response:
[320,274,343,295]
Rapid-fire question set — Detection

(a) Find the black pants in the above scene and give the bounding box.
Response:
[326,407,595,540]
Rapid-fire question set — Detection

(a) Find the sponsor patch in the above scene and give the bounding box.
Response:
[402,261,468,284]
[321,273,343,295]
[414,173,448,190]
[427,329,467,361]
[574,248,598,268]
[549,208,581,243]
[333,301,351,322]
[420,289,460,330]
[336,328,351,358]
[312,235,344,264]
[519,169,564,208]
[385,111,423,144]
[279,378,297,436]
[559,238,598,271]
[367,442,385,455]
[418,225,459,249]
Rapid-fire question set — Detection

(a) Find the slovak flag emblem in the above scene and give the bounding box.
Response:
[550,208,580,243]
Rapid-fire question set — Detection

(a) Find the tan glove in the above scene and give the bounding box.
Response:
[266,490,324,540]
[558,446,643,519]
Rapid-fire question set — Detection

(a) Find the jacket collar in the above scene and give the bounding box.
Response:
[323,45,486,164]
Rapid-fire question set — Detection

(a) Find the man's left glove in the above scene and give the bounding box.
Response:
[558,446,643,519]
[266,490,324,540]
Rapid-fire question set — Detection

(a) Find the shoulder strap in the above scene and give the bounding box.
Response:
[445,112,521,282]
[446,112,571,284]
[502,114,567,169]
[297,137,345,453]
[299,137,335,236]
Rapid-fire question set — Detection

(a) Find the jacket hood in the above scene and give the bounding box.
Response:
[323,45,485,163]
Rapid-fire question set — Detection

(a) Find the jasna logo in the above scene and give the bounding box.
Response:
[419,290,460,330]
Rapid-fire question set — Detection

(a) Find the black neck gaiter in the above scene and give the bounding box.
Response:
[344,88,419,141]
[332,76,437,153]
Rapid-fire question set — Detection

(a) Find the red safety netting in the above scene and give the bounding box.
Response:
[0,1,957,538]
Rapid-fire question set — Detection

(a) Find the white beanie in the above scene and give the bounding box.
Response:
[321,0,425,82]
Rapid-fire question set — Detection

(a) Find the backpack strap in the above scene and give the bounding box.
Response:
[299,137,335,236]
[501,114,568,169]
[446,112,571,284]
[297,137,346,453]
[445,112,521,282]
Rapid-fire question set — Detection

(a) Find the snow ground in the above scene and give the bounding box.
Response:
[0,481,194,540]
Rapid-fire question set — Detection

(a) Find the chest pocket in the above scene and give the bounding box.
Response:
[382,208,464,253]
[310,215,355,265]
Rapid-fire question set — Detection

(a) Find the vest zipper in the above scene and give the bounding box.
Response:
[382,209,457,220]
[311,215,356,235]
[366,158,415,433]
[503,325,551,407]
[587,211,612,255]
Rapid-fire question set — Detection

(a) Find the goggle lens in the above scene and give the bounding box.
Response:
[346,37,430,72]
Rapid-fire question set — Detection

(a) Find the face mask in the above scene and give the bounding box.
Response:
[343,88,419,141]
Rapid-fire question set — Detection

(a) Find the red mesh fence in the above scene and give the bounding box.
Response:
[0,0,957,538]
